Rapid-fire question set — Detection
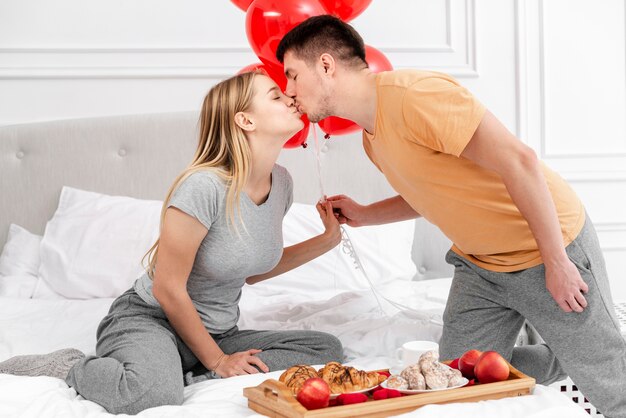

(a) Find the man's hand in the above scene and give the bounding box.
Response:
[545,259,589,313]
[326,195,369,227]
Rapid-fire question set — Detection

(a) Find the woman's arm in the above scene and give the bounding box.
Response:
[246,201,341,285]
[152,207,269,376]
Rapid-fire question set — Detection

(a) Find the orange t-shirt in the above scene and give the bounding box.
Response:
[363,69,585,272]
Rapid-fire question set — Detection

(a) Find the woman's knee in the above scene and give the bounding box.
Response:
[318,333,344,362]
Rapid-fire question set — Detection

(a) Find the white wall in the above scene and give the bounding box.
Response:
[1,0,625,299]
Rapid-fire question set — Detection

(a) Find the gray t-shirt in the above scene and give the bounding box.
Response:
[134,164,293,334]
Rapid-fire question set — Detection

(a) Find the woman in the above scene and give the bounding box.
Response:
[0,71,344,414]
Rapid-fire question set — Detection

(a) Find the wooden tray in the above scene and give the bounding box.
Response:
[243,365,535,418]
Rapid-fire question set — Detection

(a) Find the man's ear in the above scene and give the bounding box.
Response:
[319,53,336,76]
[234,111,255,132]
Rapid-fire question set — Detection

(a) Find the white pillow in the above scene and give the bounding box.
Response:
[0,224,43,298]
[0,223,42,277]
[250,203,416,297]
[39,187,162,299]
[0,275,39,298]
[31,276,66,299]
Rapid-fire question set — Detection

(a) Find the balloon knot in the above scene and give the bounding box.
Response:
[301,142,308,148]
[324,133,331,140]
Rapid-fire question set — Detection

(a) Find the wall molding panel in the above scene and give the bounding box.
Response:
[595,223,626,252]
[0,47,256,79]
[354,0,479,78]
[0,0,483,126]
[515,0,626,182]
[0,0,478,81]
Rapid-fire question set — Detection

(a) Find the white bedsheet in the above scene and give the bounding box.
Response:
[0,279,588,418]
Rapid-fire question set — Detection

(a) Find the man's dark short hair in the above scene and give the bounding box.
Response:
[276,15,367,68]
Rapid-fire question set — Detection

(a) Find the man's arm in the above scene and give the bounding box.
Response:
[461,110,588,313]
[326,194,420,227]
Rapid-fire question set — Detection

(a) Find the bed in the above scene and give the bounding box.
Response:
[0,112,589,417]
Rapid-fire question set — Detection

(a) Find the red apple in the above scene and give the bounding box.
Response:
[458,349,482,379]
[474,351,510,384]
[296,377,331,410]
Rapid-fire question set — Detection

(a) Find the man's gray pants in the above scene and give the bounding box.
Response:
[65,290,343,415]
[440,214,626,418]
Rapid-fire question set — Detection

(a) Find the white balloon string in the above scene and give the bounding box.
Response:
[310,124,443,327]
[340,225,443,326]
[310,124,326,200]
[339,225,386,316]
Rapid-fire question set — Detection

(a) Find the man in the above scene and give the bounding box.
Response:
[276,15,626,417]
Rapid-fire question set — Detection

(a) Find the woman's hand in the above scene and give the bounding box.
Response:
[214,349,269,377]
[316,199,342,248]
[245,201,343,285]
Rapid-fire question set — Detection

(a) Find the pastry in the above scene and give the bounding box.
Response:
[317,362,386,394]
[399,351,466,390]
[400,364,426,390]
[423,361,450,389]
[447,367,465,387]
[416,350,450,389]
[385,375,408,390]
[279,365,319,395]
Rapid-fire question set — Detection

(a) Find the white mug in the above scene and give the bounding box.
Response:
[395,340,439,368]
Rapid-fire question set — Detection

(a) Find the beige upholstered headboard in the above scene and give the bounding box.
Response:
[0,112,452,280]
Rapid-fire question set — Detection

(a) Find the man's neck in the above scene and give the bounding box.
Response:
[333,70,378,134]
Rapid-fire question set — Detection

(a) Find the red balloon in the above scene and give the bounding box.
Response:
[237,62,309,148]
[364,44,393,74]
[318,44,393,137]
[319,0,372,21]
[237,61,286,89]
[284,114,310,148]
[230,0,254,12]
[246,0,327,68]
[318,116,359,136]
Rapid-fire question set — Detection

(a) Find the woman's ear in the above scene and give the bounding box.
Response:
[234,111,255,132]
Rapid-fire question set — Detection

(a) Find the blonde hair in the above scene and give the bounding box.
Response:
[143,71,260,278]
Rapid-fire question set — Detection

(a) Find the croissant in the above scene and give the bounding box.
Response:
[317,362,385,394]
[320,362,355,393]
[347,366,385,390]
[318,362,344,384]
[279,365,319,395]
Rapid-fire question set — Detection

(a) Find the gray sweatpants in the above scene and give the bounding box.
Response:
[440,214,626,418]
[66,289,343,415]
